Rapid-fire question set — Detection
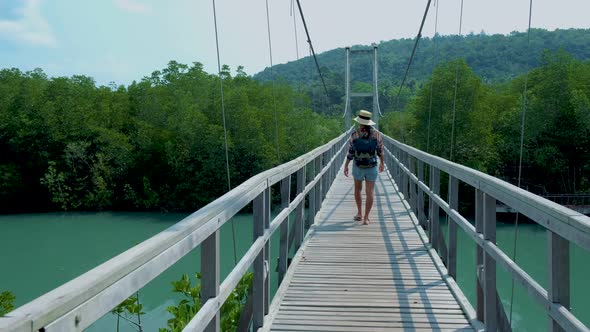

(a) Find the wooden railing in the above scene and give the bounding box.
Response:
[383,134,590,332]
[0,129,352,332]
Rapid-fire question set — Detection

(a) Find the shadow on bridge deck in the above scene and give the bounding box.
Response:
[263,164,476,332]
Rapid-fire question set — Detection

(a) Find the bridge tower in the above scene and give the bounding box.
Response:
[344,44,382,129]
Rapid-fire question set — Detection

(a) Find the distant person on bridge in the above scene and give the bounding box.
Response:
[343,110,384,225]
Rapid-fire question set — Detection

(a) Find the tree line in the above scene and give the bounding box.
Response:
[255,28,590,116]
[380,50,590,195]
[0,62,342,213]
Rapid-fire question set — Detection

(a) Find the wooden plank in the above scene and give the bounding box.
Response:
[270,325,473,332]
[279,305,466,315]
[274,316,468,326]
[272,319,472,329]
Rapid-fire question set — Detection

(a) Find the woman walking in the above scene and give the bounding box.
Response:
[343,110,384,225]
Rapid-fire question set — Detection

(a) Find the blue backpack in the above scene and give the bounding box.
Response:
[353,129,378,168]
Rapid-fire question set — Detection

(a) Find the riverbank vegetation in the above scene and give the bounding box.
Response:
[111,272,252,332]
[381,50,590,195]
[0,63,341,213]
[0,291,15,316]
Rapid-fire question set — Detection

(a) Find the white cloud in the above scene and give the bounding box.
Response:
[114,0,152,14]
[0,0,56,47]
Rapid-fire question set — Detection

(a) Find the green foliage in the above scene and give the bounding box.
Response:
[255,28,590,116]
[111,293,144,332]
[0,291,16,316]
[382,51,590,195]
[0,61,341,212]
[160,272,253,332]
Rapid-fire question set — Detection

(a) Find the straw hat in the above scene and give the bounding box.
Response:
[353,110,376,126]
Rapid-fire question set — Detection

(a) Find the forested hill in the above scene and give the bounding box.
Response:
[254,28,590,86]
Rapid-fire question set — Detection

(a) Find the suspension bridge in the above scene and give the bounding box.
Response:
[1,127,589,332]
[1,0,590,332]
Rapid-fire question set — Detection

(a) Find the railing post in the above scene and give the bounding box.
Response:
[308,162,316,229]
[447,176,459,279]
[325,150,330,198]
[392,146,398,185]
[263,186,271,315]
[548,231,570,332]
[331,145,336,185]
[409,157,416,214]
[384,143,391,174]
[278,176,291,284]
[201,229,220,332]
[429,167,440,249]
[314,155,322,222]
[483,193,497,332]
[252,191,265,330]
[417,160,425,228]
[400,151,407,198]
[475,189,484,321]
[295,166,306,249]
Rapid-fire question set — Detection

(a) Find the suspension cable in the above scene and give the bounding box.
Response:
[265,0,281,162]
[211,0,237,265]
[295,0,330,99]
[426,0,440,154]
[290,0,300,60]
[449,0,464,162]
[395,0,433,110]
[509,0,534,325]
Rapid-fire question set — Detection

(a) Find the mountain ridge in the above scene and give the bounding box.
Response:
[254,28,590,85]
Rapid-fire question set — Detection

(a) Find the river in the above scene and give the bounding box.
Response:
[1,212,588,331]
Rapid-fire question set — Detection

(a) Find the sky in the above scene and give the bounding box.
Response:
[1,0,589,86]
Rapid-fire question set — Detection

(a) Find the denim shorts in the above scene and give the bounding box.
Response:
[352,163,378,182]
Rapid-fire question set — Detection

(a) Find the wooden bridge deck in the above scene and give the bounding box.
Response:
[264,167,475,331]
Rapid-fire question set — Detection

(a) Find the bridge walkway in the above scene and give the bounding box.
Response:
[263,165,475,331]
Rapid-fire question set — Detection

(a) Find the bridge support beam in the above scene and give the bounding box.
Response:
[409,157,416,215]
[447,176,459,279]
[314,156,322,223]
[548,231,570,332]
[417,160,426,228]
[202,229,220,332]
[253,190,268,330]
[429,166,440,249]
[294,167,306,251]
[344,45,381,129]
[483,193,497,332]
[475,189,485,321]
[278,176,291,284]
[263,187,271,315]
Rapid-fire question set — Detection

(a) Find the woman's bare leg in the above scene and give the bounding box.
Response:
[363,181,376,224]
[354,180,363,220]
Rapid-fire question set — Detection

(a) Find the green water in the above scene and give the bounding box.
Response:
[1,212,588,331]
[440,218,590,331]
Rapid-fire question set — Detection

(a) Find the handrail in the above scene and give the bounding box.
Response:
[0,128,353,332]
[382,134,590,332]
